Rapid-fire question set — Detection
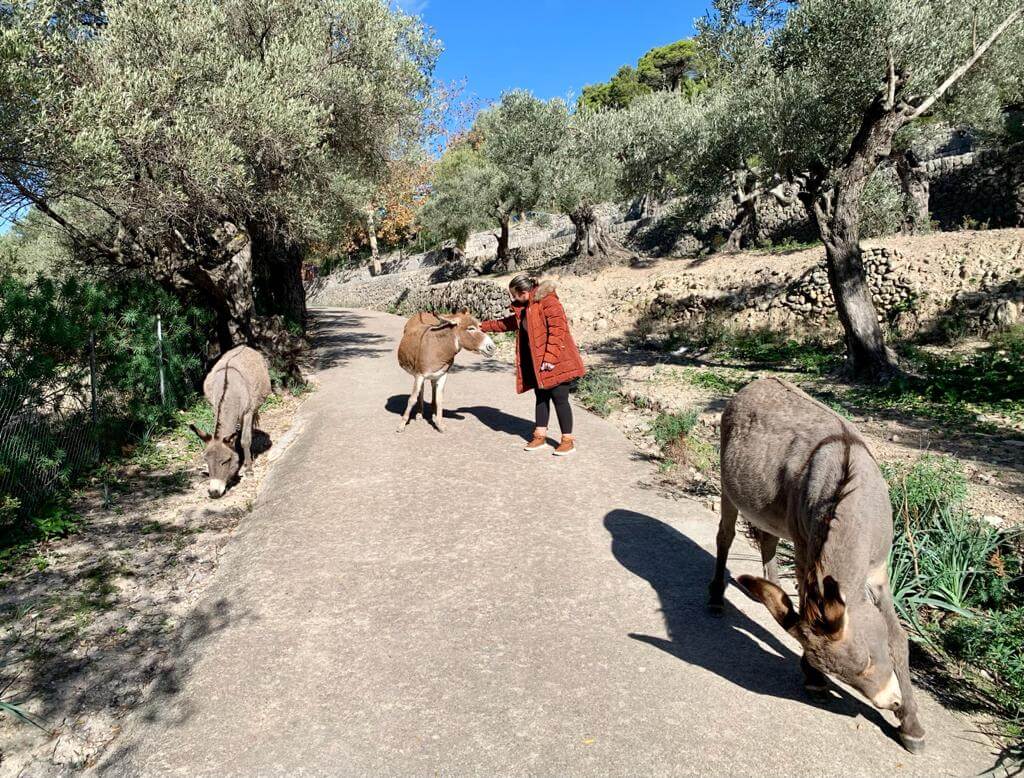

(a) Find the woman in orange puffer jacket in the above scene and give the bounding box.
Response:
[481,273,586,455]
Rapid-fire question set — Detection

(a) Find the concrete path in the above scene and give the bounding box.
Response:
[100,309,998,777]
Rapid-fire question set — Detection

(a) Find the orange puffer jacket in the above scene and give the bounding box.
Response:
[481,281,586,393]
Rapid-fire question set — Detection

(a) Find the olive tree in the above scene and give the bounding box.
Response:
[417,139,499,251]
[418,91,568,261]
[697,0,1024,379]
[545,108,627,259]
[474,91,569,260]
[0,0,438,359]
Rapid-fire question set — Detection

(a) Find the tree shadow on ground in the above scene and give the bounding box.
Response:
[603,508,900,746]
[308,309,391,369]
[0,489,255,770]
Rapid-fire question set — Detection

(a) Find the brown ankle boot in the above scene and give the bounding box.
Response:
[524,428,549,451]
[553,434,576,456]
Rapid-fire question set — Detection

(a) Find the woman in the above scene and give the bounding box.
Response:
[481,273,586,455]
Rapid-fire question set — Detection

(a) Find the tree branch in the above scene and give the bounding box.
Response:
[908,7,1024,120]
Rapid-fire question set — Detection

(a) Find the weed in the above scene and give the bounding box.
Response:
[650,410,699,449]
[574,368,622,417]
[687,370,744,394]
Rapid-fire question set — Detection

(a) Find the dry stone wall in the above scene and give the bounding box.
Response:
[928,143,1024,230]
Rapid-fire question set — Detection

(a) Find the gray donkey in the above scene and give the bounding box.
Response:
[190,345,271,499]
[710,377,925,754]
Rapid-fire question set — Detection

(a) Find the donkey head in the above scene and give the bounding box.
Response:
[190,425,240,499]
[738,573,901,711]
[433,310,495,357]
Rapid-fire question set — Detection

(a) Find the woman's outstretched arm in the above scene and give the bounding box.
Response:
[481,313,516,333]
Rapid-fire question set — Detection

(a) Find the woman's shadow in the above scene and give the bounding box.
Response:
[604,509,897,741]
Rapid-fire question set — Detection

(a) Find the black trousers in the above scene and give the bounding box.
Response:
[535,382,573,434]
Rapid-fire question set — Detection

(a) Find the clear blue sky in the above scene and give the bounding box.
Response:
[401,0,706,105]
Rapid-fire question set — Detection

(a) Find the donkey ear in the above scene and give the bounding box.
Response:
[737,575,801,635]
[189,423,212,443]
[222,431,239,446]
[431,316,457,330]
[808,575,847,640]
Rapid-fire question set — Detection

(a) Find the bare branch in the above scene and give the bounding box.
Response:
[908,7,1024,120]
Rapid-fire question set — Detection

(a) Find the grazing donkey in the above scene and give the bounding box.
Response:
[190,345,271,499]
[396,310,495,433]
[710,377,925,753]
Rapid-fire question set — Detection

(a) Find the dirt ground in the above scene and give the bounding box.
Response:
[0,389,311,776]
[492,229,1024,524]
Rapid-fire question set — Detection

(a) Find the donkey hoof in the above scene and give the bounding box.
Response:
[899,732,926,755]
[396,423,408,433]
[803,682,829,698]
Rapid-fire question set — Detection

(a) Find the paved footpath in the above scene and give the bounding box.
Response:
[99,309,998,777]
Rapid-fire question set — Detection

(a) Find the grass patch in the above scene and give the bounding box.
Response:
[664,322,842,376]
[574,368,623,417]
[850,328,1024,431]
[686,370,745,394]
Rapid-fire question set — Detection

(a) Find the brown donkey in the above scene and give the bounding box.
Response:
[396,310,495,432]
[710,377,925,754]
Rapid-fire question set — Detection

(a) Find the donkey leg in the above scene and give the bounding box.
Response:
[417,380,425,420]
[241,411,255,475]
[800,653,830,694]
[433,373,448,433]
[709,493,739,612]
[757,530,781,585]
[874,575,926,753]
[398,376,424,432]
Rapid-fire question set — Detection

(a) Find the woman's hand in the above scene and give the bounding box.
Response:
[541,362,555,372]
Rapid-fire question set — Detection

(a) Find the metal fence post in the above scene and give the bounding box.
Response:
[89,330,98,433]
[156,314,166,406]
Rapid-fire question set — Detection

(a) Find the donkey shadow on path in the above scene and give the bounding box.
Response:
[604,509,899,745]
[385,395,533,440]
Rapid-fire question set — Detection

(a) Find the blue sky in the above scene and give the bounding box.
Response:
[402,0,706,105]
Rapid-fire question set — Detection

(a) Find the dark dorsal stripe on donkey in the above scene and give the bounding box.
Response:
[190,345,271,499]
[709,377,926,754]
[396,310,496,433]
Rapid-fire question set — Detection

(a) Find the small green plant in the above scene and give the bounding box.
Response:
[574,368,622,417]
[650,410,699,449]
[686,370,744,394]
[32,504,79,540]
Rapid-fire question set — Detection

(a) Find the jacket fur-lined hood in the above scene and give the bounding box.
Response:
[532,280,557,302]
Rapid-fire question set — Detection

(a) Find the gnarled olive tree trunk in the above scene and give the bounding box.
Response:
[171,221,306,378]
[724,168,760,252]
[568,205,625,258]
[801,99,905,380]
[494,213,511,263]
[894,150,930,233]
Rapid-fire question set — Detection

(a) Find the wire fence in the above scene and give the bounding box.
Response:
[0,315,174,533]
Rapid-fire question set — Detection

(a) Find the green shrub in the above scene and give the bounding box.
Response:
[650,409,699,449]
[573,368,622,417]
[687,370,743,393]
[1,272,211,546]
[943,608,1024,718]
[883,454,1024,724]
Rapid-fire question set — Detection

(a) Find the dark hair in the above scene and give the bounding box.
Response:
[508,273,538,295]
